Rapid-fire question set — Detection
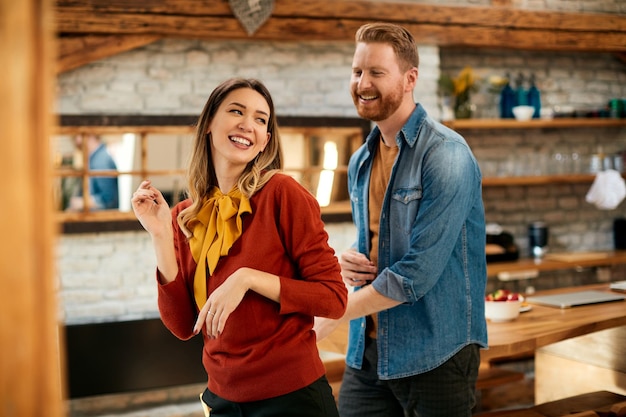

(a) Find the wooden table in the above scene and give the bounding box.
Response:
[482,284,626,362]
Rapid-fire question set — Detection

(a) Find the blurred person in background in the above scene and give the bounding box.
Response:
[67,133,119,210]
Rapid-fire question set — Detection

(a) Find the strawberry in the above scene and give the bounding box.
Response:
[507,293,520,301]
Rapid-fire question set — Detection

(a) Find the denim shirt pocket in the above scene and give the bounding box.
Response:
[390,187,422,235]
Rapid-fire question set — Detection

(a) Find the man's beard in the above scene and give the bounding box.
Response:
[352,85,403,122]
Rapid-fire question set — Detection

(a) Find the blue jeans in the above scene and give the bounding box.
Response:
[202,375,339,417]
[338,338,479,417]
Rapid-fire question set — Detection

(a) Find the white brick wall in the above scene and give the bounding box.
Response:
[58,40,441,119]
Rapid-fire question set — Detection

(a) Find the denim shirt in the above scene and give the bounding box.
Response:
[346,104,488,379]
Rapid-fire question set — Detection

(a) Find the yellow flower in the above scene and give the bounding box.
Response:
[454,66,475,96]
[438,67,480,99]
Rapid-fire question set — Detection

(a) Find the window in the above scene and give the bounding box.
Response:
[53,116,368,229]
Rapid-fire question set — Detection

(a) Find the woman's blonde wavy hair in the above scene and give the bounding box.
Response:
[177,78,283,237]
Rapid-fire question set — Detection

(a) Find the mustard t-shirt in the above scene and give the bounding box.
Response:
[367,138,398,338]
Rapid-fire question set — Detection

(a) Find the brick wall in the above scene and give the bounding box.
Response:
[56,4,626,325]
[57,40,441,118]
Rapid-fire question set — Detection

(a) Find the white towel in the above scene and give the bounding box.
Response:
[585,169,626,210]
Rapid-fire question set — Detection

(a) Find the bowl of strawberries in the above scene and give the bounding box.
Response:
[485,289,522,322]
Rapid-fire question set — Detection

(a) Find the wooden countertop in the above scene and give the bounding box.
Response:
[319,283,626,366]
[482,284,626,362]
[487,250,626,278]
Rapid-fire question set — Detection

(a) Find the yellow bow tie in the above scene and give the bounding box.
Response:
[188,187,251,309]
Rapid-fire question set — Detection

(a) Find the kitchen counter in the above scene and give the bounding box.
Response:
[482,283,626,362]
[487,250,626,278]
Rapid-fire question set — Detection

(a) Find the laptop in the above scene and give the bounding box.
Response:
[526,290,626,309]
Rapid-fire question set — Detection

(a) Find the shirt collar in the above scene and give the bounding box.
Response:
[365,103,427,150]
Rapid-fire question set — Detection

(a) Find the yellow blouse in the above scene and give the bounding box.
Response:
[188,187,251,309]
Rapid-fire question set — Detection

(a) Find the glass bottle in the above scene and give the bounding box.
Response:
[528,73,541,119]
[499,73,516,119]
[515,73,528,106]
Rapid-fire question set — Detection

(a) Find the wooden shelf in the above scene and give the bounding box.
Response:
[487,250,626,278]
[442,119,625,185]
[482,174,597,187]
[57,210,138,223]
[443,118,626,130]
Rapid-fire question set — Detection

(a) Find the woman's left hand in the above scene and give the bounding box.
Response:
[194,268,251,338]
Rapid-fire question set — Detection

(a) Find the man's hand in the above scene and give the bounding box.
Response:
[340,249,377,287]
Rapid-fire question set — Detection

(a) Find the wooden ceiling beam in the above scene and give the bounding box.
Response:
[57,34,161,73]
[54,0,626,72]
[56,13,626,50]
[55,0,624,33]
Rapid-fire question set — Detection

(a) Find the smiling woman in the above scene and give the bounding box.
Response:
[131,78,348,416]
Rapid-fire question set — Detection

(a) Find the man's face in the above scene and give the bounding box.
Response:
[350,42,407,122]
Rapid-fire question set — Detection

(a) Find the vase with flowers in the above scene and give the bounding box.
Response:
[438,66,479,120]
[453,67,477,119]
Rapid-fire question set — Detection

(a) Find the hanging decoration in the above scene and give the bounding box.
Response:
[228,0,274,35]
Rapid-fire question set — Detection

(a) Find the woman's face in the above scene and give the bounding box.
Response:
[208,87,271,174]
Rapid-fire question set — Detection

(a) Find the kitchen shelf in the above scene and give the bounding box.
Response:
[443,119,626,185]
[487,250,626,278]
[482,174,597,187]
[443,118,626,130]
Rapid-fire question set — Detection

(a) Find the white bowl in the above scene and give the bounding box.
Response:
[485,300,521,322]
[512,105,535,121]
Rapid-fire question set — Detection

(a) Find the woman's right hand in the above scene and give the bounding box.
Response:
[131,180,172,236]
